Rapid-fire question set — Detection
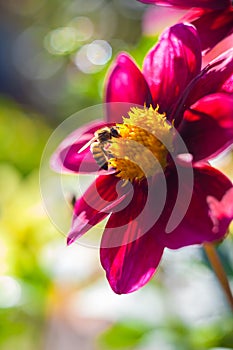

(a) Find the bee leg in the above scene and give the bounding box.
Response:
[68,194,76,208]
[101,162,108,170]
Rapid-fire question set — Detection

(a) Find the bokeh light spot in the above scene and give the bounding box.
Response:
[45,27,78,55]
[87,40,112,65]
[0,276,22,308]
[74,40,112,74]
[69,16,94,42]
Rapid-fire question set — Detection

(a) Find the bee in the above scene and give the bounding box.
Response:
[78,126,120,170]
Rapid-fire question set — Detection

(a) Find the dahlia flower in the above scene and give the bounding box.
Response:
[139,0,233,53]
[51,23,233,294]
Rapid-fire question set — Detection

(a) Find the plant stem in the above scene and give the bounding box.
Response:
[203,243,233,311]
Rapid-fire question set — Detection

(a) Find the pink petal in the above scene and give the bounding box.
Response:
[100,176,167,294]
[67,175,132,245]
[207,187,233,234]
[50,120,108,174]
[184,48,233,107]
[202,33,233,66]
[105,53,153,122]
[156,165,233,249]
[100,174,167,234]
[142,23,201,118]
[178,93,233,161]
[181,7,233,53]
[100,214,164,294]
[138,0,230,9]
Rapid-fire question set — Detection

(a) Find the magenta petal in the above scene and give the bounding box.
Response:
[105,53,153,122]
[185,49,233,107]
[182,7,233,52]
[157,165,232,249]
[67,175,131,245]
[142,23,201,118]
[50,120,107,174]
[138,0,230,10]
[100,177,167,294]
[207,187,233,234]
[100,216,164,294]
[178,93,233,161]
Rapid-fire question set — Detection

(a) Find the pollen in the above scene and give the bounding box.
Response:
[103,106,174,181]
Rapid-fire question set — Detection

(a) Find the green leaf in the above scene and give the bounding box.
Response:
[98,321,152,350]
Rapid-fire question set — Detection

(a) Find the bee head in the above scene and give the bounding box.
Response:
[110,127,120,138]
[97,128,112,142]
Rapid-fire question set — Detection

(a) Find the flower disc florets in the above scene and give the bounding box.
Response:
[93,106,175,181]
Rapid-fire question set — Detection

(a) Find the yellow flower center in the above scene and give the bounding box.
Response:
[96,106,174,182]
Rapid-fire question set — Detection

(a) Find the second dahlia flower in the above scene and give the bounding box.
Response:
[139,0,233,53]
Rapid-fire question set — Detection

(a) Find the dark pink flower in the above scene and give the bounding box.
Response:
[139,0,233,53]
[51,23,233,294]
[139,0,230,9]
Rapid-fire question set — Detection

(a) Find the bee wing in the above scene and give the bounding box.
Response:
[78,136,97,153]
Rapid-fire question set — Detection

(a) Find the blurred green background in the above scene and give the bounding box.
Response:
[0,1,232,349]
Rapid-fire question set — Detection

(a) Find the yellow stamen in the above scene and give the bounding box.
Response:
[100,106,174,181]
